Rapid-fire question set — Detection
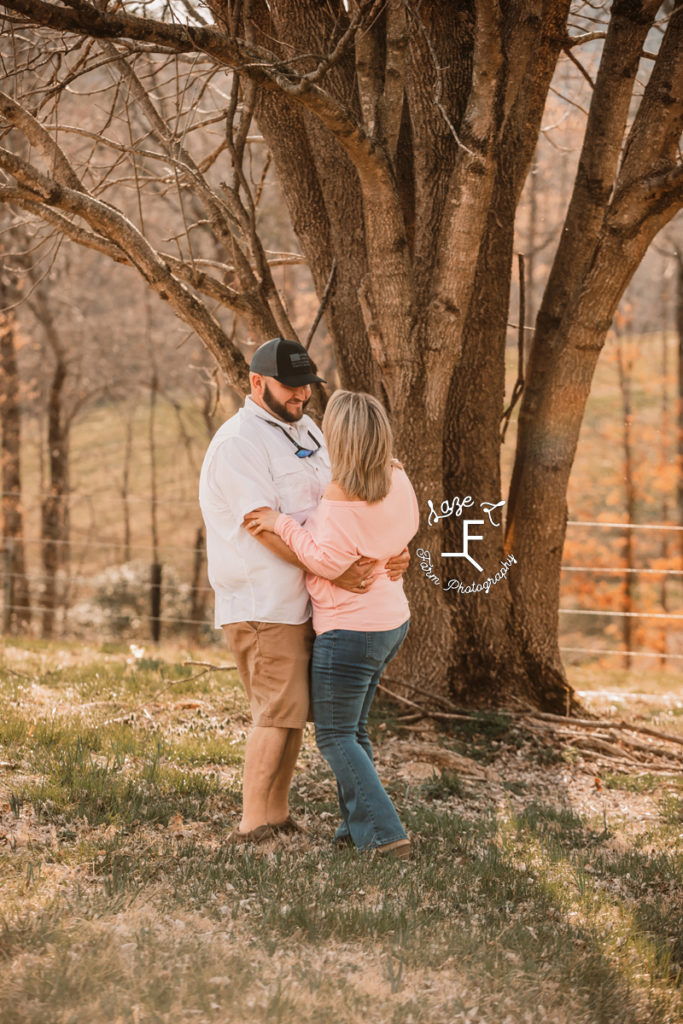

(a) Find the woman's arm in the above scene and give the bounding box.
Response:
[275,513,358,579]
[243,509,375,591]
[244,506,359,580]
[246,527,306,568]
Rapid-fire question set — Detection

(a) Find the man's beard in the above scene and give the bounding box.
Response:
[263,382,309,423]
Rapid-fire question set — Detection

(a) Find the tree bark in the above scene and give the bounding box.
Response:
[0,289,31,631]
[507,2,683,700]
[676,250,683,560]
[41,347,68,638]
[189,524,207,645]
[616,339,635,669]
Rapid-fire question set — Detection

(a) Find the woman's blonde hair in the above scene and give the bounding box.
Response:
[322,390,393,503]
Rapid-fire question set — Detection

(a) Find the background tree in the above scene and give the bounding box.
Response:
[0,0,682,710]
[0,235,31,631]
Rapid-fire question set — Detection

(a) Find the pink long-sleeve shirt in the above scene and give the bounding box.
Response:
[273,466,419,635]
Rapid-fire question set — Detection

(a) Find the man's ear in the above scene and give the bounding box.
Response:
[250,371,264,397]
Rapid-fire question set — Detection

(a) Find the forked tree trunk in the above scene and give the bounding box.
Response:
[506,2,683,706]
[250,0,578,709]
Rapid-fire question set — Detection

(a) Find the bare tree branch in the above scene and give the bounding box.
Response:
[96,40,287,339]
[1,0,393,184]
[618,4,683,188]
[0,143,250,388]
[0,89,84,190]
[565,30,607,46]
[563,44,595,89]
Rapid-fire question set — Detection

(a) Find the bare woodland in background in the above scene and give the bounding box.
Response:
[0,0,682,712]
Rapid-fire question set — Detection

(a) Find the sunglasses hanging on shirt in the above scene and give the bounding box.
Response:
[267,420,322,459]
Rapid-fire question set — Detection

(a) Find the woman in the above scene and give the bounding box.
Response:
[245,390,419,858]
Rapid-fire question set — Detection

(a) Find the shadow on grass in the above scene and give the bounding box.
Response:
[510,801,682,1021]
[1,666,681,1023]
[72,792,679,1024]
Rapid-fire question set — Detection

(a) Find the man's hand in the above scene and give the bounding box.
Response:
[334,556,376,594]
[385,547,410,581]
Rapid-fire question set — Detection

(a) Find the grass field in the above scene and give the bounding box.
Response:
[1,641,682,1024]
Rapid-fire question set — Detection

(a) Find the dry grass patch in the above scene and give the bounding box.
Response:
[0,646,682,1024]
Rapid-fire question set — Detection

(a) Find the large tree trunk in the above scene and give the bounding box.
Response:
[507,1,683,705]
[250,0,577,709]
[676,250,683,559]
[0,291,32,632]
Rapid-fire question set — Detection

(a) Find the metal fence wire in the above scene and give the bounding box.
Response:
[1,519,682,662]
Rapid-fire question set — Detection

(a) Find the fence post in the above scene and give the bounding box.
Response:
[3,538,14,634]
[189,525,206,645]
[150,562,162,643]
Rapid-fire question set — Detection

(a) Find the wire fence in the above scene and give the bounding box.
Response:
[2,516,682,665]
[558,519,683,666]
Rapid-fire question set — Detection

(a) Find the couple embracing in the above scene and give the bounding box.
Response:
[199,338,418,859]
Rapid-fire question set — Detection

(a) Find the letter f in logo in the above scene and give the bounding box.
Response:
[442,519,484,573]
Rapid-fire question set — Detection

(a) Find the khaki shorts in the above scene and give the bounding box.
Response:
[222,620,314,729]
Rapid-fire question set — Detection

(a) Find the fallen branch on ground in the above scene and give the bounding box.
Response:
[378,683,474,722]
[99,661,237,726]
[527,710,683,749]
[520,714,683,766]
[183,660,238,672]
[378,682,683,769]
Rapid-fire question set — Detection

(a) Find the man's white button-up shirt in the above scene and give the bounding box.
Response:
[199,396,331,626]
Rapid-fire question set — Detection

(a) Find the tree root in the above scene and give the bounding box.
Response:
[526,710,683,749]
[379,682,683,770]
[518,713,683,767]
[381,675,469,714]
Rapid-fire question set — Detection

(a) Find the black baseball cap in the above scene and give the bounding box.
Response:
[250,338,326,386]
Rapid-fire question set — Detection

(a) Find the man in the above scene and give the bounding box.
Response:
[199,337,408,843]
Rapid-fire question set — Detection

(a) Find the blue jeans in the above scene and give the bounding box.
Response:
[311,621,410,851]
